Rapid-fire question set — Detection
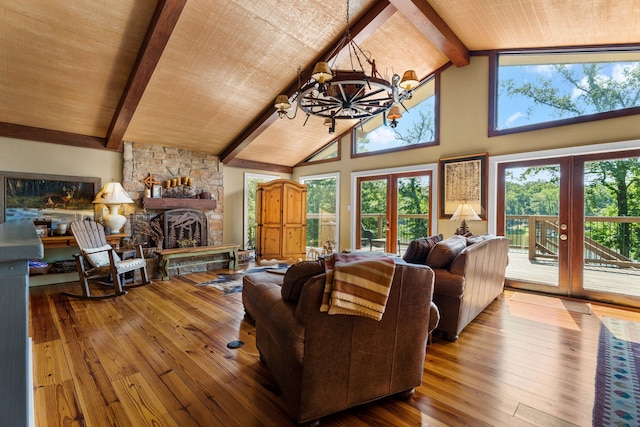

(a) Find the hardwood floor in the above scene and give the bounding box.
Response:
[29,269,640,427]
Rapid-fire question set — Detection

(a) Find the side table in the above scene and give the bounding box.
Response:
[115,248,137,260]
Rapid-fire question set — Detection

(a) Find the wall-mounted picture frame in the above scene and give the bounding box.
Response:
[0,171,101,224]
[152,184,162,198]
[438,153,488,219]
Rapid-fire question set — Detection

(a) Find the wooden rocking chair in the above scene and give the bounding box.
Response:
[61,220,151,299]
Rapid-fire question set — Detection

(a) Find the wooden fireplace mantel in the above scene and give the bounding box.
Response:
[142,197,217,210]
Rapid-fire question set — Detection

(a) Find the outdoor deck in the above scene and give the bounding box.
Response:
[507,250,640,297]
[360,244,640,298]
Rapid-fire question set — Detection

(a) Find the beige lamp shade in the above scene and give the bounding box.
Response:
[450,203,481,221]
[311,61,333,84]
[399,70,419,90]
[93,182,133,234]
[451,203,480,235]
[93,182,133,205]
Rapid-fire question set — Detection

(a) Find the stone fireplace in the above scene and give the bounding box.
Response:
[121,142,224,276]
[121,141,223,247]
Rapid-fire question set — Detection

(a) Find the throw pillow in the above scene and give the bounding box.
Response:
[425,235,467,269]
[402,234,443,264]
[281,259,325,302]
[83,244,120,268]
[466,234,494,245]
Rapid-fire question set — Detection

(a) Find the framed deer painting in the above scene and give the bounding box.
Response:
[0,171,100,227]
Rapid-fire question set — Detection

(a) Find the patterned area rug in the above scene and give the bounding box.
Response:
[593,316,640,426]
[196,264,289,295]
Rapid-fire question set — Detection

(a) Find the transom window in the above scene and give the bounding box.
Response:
[299,139,340,165]
[353,74,438,156]
[492,48,640,135]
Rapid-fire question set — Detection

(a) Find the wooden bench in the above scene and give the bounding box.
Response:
[155,244,240,281]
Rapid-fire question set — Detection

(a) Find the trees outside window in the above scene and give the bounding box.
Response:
[496,50,640,131]
[301,175,338,252]
[354,76,438,155]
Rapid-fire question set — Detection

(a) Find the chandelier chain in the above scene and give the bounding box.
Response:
[274,0,417,126]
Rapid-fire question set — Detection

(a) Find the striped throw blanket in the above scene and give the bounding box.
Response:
[320,254,396,321]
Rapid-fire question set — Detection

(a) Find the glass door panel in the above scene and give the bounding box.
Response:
[357,177,388,251]
[580,156,640,298]
[303,176,337,254]
[499,160,570,294]
[396,174,431,257]
[357,171,432,254]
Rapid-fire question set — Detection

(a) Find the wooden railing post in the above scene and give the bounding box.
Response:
[528,216,537,260]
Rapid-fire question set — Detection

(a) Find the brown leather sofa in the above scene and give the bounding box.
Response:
[411,234,510,341]
[242,256,436,424]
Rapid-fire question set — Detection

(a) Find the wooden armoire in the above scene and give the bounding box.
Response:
[256,179,307,264]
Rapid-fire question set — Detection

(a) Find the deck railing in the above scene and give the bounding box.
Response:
[506,215,640,269]
[309,213,640,267]
[360,213,429,243]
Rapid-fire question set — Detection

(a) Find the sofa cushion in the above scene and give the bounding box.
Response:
[402,234,443,264]
[281,259,325,302]
[426,235,467,269]
[466,233,493,246]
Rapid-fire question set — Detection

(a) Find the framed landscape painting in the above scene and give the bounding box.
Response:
[0,171,100,225]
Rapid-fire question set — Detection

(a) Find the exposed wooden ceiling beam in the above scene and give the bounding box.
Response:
[0,123,107,150]
[224,158,293,174]
[220,0,397,164]
[104,0,188,150]
[389,0,469,67]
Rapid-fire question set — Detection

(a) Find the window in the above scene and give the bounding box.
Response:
[298,139,340,165]
[353,74,439,156]
[299,173,339,254]
[492,48,640,135]
[243,173,278,249]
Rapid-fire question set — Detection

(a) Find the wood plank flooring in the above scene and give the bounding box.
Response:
[29,268,640,426]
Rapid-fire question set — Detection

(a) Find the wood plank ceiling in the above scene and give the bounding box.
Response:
[1,0,639,172]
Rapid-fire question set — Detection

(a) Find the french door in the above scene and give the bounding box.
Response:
[356,171,432,255]
[497,158,570,295]
[497,150,640,306]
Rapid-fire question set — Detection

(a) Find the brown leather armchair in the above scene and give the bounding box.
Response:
[242,258,436,424]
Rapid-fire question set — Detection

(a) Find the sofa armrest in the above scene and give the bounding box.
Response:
[294,275,326,325]
[432,268,464,298]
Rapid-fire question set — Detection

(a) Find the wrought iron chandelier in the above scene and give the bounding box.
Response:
[274,0,419,131]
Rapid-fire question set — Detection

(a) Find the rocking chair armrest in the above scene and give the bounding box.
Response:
[81,247,112,256]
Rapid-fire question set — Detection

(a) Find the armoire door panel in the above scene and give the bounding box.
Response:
[260,226,282,259]
[283,225,306,259]
[261,186,282,225]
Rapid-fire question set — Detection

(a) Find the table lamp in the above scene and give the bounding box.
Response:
[93,182,133,234]
[451,202,481,235]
